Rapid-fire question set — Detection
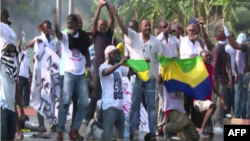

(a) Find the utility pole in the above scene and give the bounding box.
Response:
[192,0,196,17]
[56,0,61,29]
[68,0,74,14]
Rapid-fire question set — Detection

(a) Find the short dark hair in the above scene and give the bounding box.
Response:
[1,9,9,20]
[66,14,78,23]
[42,20,51,25]
[129,20,138,27]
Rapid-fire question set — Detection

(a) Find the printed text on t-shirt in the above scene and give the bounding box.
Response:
[113,72,123,100]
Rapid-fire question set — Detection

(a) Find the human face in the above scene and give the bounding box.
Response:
[201,51,212,64]
[140,20,151,36]
[66,20,77,34]
[187,24,197,41]
[76,15,83,29]
[158,22,168,34]
[23,45,28,51]
[43,23,52,35]
[128,22,138,32]
[98,19,108,34]
[109,49,119,63]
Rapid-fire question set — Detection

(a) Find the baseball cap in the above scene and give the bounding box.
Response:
[104,45,117,57]
[188,18,200,25]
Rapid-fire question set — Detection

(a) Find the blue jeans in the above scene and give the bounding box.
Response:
[129,77,157,134]
[225,76,235,114]
[234,74,244,118]
[1,108,16,140]
[213,84,227,127]
[57,72,89,132]
[243,73,250,118]
[101,107,125,140]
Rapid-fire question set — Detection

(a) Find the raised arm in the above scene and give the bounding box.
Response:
[111,7,128,36]
[223,23,241,50]
[92,1,104,35]
[17,34,23,53]
[228,35,241,50]
[54,8,63,40]
[199,23,214,51]
[105,2,114,33]
[102,58,126,76]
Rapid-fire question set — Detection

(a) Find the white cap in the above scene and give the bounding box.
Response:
[104,45,117,57]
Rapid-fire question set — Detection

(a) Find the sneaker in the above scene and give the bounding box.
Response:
[199,131,209,139]
[213,127,224,134]
[38,127,47,132]
[226,114,232,119]
[84,119,96,140]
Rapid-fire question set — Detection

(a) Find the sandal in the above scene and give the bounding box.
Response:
[15,133,24,140]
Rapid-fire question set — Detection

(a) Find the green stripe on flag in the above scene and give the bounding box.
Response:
[158,55,200,73]
[124,59,149,72]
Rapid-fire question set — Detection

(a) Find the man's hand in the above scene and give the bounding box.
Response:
[119,57,127,65]
[220,98,227,110]
[163,24,172,35]
[37,24,46,32]
[20,33,24,38]
[99,0,106,7]
[235,75,238,83]
[199,16,204,25]
[223,23,230,37]
[111,6,118,16]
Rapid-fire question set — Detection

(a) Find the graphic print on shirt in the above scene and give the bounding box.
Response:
[172,92,183,99]
[72,48,80,58]
[113,72,123,100]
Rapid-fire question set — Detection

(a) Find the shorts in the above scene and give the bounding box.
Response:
[194,100,215,112]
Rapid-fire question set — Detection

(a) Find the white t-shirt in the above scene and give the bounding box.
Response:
[59,31,86,75]
[156,33,179,58]
[162,86,186,113]
[0,23,17,58]
[225,44,236,76]
[126,29,163,79]
[59,44,66,75]
[19,50,30,78]
[180,36,203,59]
[99,63,129,110]
[33,34,56,53]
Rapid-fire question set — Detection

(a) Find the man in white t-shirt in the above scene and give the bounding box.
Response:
[156,20,180,136]
[85,45,128,140]
[18,43,31,107]
[27,20,57,133]
[0,8,24,141]
[224,32,236,118]
[54,13,91,141]
[112,7,162,140]
[180,23,204,59]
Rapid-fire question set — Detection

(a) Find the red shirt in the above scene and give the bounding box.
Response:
[204,63,213,101]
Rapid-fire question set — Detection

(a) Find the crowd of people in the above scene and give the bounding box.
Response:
[1,0,250,141]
